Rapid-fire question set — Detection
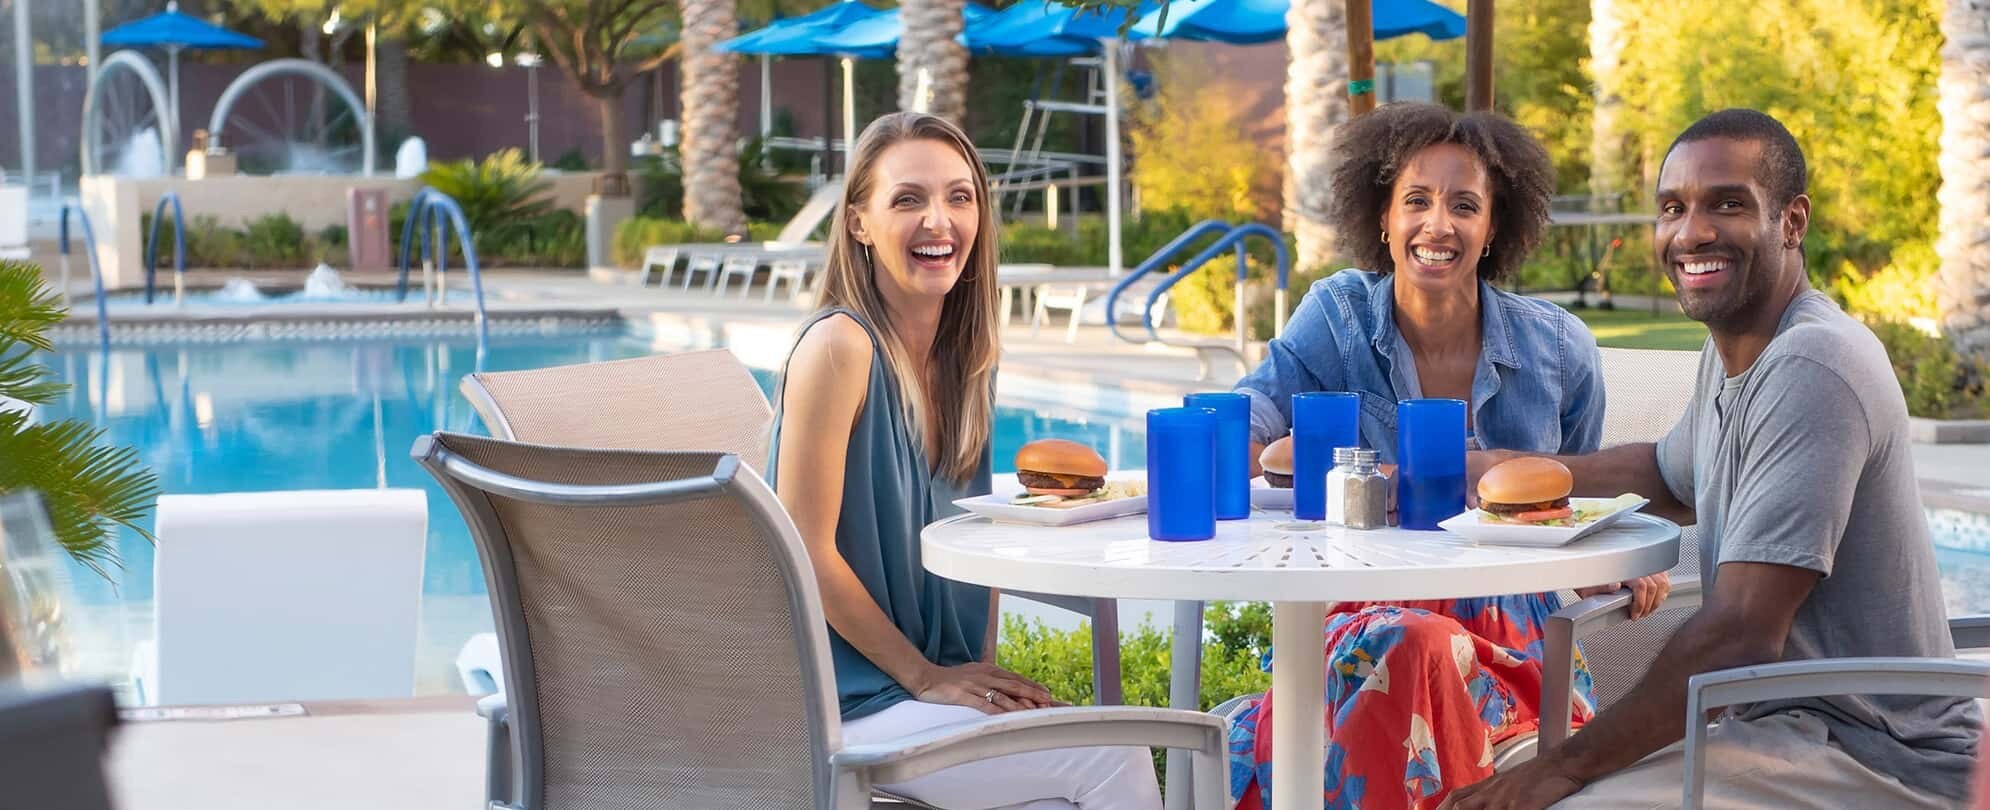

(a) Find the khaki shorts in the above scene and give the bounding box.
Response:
[1551,711,1952,809]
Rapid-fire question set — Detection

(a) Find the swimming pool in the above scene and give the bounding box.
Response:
[34,329,1144,694]
[32,329,1990,696]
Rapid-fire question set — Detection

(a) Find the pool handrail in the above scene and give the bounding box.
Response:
[1103,219,1234,345]
[58,203,112,348]
[1104,222,1292,356]
[144,192,188,306]
[392,188,490,342]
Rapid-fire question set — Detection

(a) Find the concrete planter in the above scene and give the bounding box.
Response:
[1909,417,1990,445]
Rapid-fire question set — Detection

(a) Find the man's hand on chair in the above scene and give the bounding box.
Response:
[1439,755,1584,810]
[914,662,1066,714]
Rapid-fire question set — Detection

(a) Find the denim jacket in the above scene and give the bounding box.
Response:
[1236,269,1605,460]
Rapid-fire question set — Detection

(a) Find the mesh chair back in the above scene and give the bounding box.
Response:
[1597,347,1701,447]
[414,433,838,810]
[461,349,773,469]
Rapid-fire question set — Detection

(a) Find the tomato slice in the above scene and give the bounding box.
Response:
[1515,506,1575,522]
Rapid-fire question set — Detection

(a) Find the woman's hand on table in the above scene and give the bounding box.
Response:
[1573,572,1672,619]
[913,662,1066,714]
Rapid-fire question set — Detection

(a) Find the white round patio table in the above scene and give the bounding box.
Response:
[922,509,1680,810]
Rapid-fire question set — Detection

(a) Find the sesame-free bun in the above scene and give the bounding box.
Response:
[1258,436,1294,475]
[1015,439,1108,496]
[1476,457,1574,508]
[1258,436,1294,487]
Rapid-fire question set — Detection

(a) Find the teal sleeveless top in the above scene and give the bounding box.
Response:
[766,308,993,720]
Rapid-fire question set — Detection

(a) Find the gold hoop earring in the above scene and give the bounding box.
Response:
[1380,229,1389,244]
[1482,242,1492,258]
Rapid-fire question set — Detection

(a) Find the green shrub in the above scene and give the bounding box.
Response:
[550,148,590,172]
[1833,240,1940,325]
[419,148,555,238]
[612,217,727,267]
[1865,319,1990,420]
[185,214,243,268]
[242,213,305,268]
[998,601,1273,781]
[1128,51,1280,223]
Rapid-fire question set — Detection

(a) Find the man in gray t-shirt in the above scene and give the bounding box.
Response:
[1444,109,1980,810]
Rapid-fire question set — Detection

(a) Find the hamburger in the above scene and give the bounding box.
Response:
[1258,436,1294,488]
[1477,457,1575,524]
[1014,439,1107,497]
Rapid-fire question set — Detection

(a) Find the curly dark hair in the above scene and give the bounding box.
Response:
[1324,103,1555,282]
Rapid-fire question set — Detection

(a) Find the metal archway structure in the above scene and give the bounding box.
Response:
[80,49,179,176]
[208,58,376,176]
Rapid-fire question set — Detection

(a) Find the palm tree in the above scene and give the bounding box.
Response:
[1284,0,1349,270]
[679,0,749,232]
[898,0,970,122]
[0,262,159,577]
[1587,0,1630,209]
[1938,0,1990,360]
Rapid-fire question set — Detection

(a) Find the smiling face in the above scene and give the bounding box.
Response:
[846,138,980,302]
[1654,137,1808,328]
[1383,143,1495,295]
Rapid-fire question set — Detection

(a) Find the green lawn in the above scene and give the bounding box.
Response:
[1568,306,1710,352]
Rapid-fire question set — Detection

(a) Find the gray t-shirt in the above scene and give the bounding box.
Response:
[1656,289,1982,800]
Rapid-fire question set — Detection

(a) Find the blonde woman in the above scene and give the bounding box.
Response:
[767,112,1161,808]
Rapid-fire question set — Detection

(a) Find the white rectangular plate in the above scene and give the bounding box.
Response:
[1250,477,1293,510]
[1438,496,1651,547]
[953,492,1149,527]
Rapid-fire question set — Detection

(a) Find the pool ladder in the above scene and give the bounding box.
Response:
[57,203,111,347]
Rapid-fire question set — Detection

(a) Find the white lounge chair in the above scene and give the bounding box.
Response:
[766,258,817,302]
[639,246,680,287]
[413,433,1231,810]
[133,490,427,706]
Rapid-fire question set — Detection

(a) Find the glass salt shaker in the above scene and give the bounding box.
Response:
[1326,447,1389,530]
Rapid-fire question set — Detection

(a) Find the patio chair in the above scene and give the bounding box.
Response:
[767,258,816,302]
[682,253,723,291]
[639,246,681,287]
[412,432,1230,810]
[458,348,1128,709]
[641,181,843,260]
[715,254,760,297]
[0,683,119,810]
[459,348,772,468]
[1680,618,1990,808]
[134,489,427,706]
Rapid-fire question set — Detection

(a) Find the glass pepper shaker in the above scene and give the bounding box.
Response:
[1326,447,1389,530]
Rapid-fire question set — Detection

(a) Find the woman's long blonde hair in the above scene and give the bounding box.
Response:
[810,111,1000,483]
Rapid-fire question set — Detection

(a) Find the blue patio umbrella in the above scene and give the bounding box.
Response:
[1130,0,1464,44]
[101,1,264,137]
[810,3,997,60]
[716,1,891,56]
[960,1,1152,56]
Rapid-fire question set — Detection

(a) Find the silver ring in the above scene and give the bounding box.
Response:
[984,689,997,703]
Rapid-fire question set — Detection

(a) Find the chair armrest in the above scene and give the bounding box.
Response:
[1537,576,1704,750]
[831,706,1227,807]
[1682,658,1990,809]
[476,693,513,808]
[1002,591,1124,706]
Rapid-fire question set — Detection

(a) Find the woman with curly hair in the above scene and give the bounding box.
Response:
[1224,103,1669,809]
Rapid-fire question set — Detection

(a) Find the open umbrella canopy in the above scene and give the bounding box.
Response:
[961,1,1152,56]
[810,3,997,59]
[101,1,263,50]
[717,1,891,56]
[1130,0,1463,44]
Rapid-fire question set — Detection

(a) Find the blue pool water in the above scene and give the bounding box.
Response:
[34,330,1144,692]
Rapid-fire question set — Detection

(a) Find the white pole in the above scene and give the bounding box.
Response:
[841,56,856,175]
[1103,39,1124,276]
[12,0,33,186]
[527,62,541,163]
[760,55,773,138]
[167,46,181,174]
[84,0,101,87]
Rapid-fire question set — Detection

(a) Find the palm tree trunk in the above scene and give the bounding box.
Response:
[1939,0,1990,360]
[898,0,969,123]
[374,35,413,141]
[1284,0,1349,271]
[1587,0,1630,208]
[599,91,630,180]
[680,0,747,232]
